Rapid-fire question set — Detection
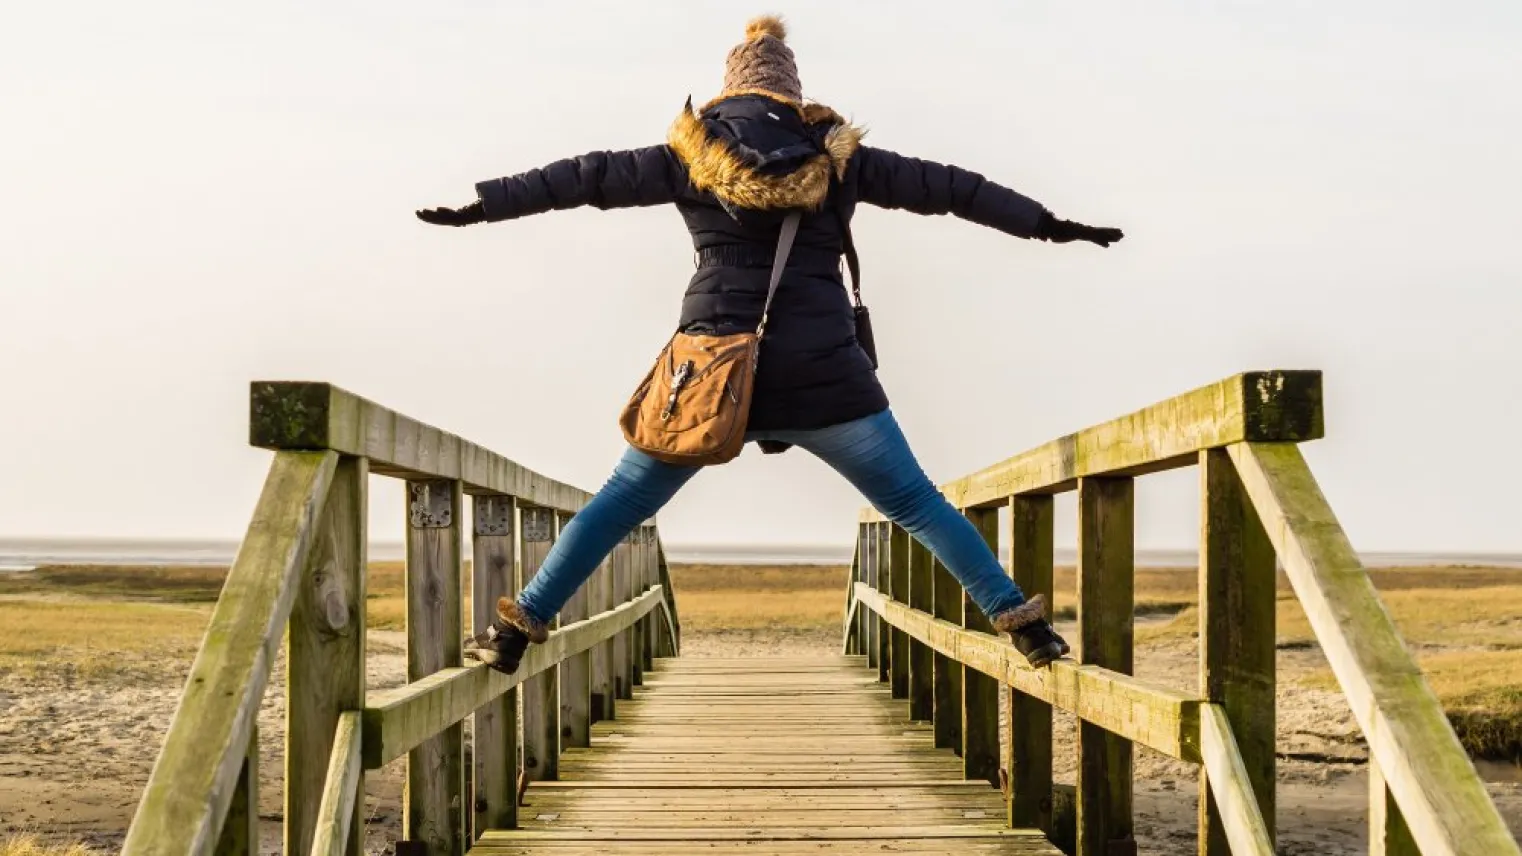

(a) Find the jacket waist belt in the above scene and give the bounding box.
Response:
[696,244,841,270]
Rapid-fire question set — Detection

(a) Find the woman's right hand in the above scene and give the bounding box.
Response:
[416,200,486,227]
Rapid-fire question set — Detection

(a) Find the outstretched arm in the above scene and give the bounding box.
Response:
[417,145,689,227]
[853,145,1122,247]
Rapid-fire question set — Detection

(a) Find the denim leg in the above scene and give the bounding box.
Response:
[516,447,700,623]
[784,410,1028,619]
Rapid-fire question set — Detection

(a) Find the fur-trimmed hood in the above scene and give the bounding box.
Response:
[667,94,865,212]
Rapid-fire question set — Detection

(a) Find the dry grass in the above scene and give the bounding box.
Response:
[0,835,94,856]
[0,599,209,680]
[668,564,846,632]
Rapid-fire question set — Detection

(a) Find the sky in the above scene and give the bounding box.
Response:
[2,1,1520,554]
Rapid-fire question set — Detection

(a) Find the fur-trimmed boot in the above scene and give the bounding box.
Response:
[464,598,550,675]
[992,594,1070,668]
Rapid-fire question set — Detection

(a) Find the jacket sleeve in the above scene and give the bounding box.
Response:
[474,145,689,222]
[852,145,1049,238]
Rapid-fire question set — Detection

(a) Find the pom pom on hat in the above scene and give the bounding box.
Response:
[745,15,787,42]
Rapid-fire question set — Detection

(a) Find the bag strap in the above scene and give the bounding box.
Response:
[829,182,863,307]
[755,212,802,339]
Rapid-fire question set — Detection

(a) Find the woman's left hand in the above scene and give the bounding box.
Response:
[1036,214,1124,247]
[416,201,486,227]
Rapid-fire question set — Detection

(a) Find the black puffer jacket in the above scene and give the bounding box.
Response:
[476,94,1050,433]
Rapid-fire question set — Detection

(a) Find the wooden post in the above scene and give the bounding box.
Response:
[932,555,964,753]
[285,456,366,854]
[631,527,647,687]
[640,529,657,673]
[614,534,635,700]
[471,495,519,834]
[877,523,892,684]
[907,538,935,722]
[1199,449,1276,855]
[888,525,911,699]
[1008,495,1055,833]
[215,726,258,856]
[1076,477,1135,856]
[520,506,560,782]
[591,556,616,722]
[558,512,592,750]
[1371,756,1420,856]
[962,507,1000,786]
[845,543,861,655]
[404,478,465,856]
[863,524,879,671]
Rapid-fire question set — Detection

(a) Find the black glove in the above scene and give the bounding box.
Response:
[416,200,486,227]
[1035,213,1124,247]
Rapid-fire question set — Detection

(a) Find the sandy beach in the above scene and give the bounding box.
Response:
[1,563,1520,854]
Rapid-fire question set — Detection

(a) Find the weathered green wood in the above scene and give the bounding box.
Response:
[618,533,638,699]
[888,526,911,699]
[857,371,1322,519]
[843,541,861,655]
[854,584,1200,763]
[864,525,879,672]
[653,535,681,655]
[877,523,892,684]
[405,478,466,856]
[962,508,1000,787]
[471,495,519,834]
[1229,442,1520,856]
[213,726,257,856]
[591,556,616,722]
[612,535,635,701]
[1371,756,1421,856]
[362,588,666,769]
[250,381,593,513]
[931,556,963,753]
[1199,705,1275,856]
[906,538,935,723]
[634,528,652,681]
[521,506,561,782]
[1008,495,1055,833]
[558,512,593,752]
[1076,477,1134,856]
[1199,448,1275,855]
[309,712,363,856]
[122,451,337,856]
[286,455,366,855]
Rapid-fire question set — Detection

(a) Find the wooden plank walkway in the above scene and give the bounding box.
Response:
[470,655,1060,855]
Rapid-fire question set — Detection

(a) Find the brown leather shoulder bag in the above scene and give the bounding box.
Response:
[619,213,802,466]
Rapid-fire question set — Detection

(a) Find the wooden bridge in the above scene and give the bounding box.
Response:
[121,372,1518,856]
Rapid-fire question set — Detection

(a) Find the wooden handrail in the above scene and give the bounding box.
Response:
[853,584,1201,761]
[250,381,595,513]
[1229,442,1518,856]
[846,370,1517,856]
[859,370,1322,518]
[362,586,671,769]
[124,383,681,856]
[122,451,337,856]
[309,712,363,856]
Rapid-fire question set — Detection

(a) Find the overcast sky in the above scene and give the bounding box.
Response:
[3,1,1519,554]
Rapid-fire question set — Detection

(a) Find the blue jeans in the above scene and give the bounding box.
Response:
[516,409,1028,623]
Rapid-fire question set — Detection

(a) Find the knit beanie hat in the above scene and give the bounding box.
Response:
[722,15,802,106]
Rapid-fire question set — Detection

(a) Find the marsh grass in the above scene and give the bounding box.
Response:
[6,561,1519,757]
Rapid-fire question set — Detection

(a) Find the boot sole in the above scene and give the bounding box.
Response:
[1025,641,1068,668]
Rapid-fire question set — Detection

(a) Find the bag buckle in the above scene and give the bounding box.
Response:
[660,360,694,421]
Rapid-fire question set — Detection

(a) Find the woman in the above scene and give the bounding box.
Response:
[419,16,1121,675]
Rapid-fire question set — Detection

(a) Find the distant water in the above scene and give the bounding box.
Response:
[1,537,1518,572]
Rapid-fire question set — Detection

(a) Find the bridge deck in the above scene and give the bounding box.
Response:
[470,655,1059,855]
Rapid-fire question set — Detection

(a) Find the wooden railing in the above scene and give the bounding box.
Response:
[122,382,680,856]
[843,370,1518,856]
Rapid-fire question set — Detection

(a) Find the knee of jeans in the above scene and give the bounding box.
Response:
[875,478,948,532]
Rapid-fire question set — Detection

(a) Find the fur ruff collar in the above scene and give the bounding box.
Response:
[667,97,865,211]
